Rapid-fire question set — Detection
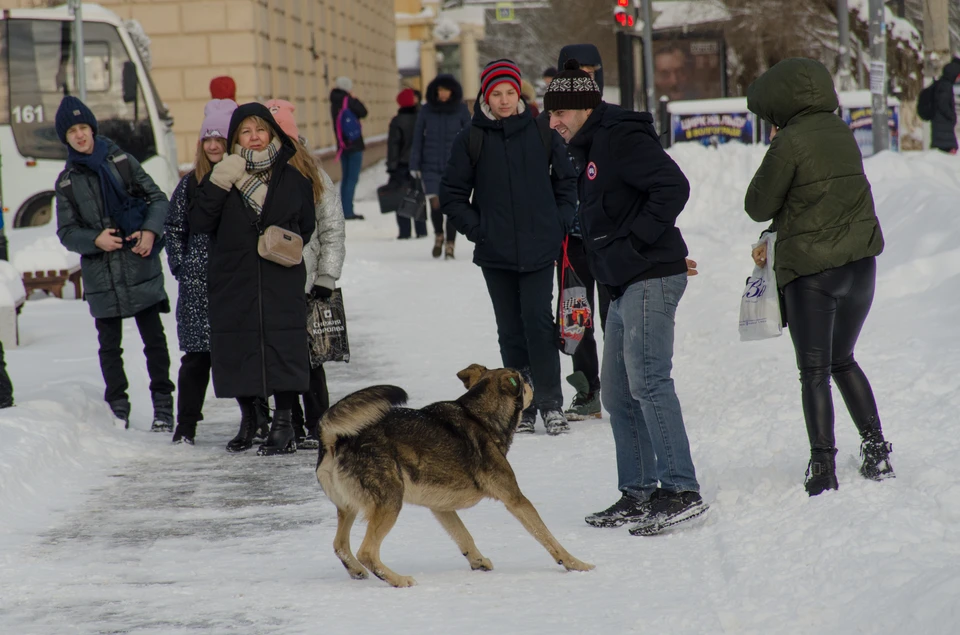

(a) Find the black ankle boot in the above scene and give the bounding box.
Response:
[226,400,258,452]
[172,420,197,445]
[804,448,839,496]
[860,431,895,481]
[151,392,175,433]
[253,397,271,442]
[258,409,297,456]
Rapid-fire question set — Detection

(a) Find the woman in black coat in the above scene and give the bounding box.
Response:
[387,88,426,239]
[192,103,316,455]
[440,59,578,436]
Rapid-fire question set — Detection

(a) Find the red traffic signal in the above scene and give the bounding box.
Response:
[614,9,635,27]
[617,0,630,5]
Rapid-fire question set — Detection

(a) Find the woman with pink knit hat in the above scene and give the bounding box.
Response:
[164,98,272,446]
[265,99,346,449]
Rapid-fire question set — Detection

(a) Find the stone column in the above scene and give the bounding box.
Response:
[420,39,437,90]
[460,26,479,98]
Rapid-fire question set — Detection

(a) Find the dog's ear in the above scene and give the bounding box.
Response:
[499,372,523,397]
[457,364,488,389]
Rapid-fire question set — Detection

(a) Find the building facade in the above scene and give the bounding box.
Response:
[6,0,398,166]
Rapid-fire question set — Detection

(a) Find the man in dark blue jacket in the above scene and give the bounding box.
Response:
[545,60,707,536]
[441,59,578,435]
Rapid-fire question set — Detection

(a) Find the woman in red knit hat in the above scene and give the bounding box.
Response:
[386,88,427,239]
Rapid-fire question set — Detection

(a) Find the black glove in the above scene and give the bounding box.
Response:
[310,285,334,300]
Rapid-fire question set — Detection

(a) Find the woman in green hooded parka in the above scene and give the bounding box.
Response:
[744,58,894,497]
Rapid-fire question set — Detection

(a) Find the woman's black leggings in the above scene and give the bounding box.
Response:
[783,257,883,452]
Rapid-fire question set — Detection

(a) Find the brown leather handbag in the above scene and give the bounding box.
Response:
[257,225,303,267]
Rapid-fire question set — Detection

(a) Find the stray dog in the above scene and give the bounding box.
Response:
[315,364,594,587]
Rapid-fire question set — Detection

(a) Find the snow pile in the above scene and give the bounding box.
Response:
[10,235,80,274]
[0,148,958,633]
[0,260,26,307]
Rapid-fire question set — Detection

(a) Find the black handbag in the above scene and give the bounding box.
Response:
[396,177,427,222]
[377,175,407,214]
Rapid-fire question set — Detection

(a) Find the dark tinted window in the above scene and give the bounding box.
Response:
[6,19,155,162]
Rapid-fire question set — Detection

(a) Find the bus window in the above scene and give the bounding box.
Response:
[6,19,156,163]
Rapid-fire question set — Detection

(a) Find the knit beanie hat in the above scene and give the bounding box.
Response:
[199,99,237,140]
[396,88,417,109]
[480,59,521,104]
[210,76,236,101]
[55,95,98,144]
[264,99,299,139]
[543,59,602,112]
[335,76,353,92]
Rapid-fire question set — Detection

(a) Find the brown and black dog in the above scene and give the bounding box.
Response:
[315,364,594,587]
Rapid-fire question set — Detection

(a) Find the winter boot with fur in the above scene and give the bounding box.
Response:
[804,448,839,496]
[541,408,571,436]
[150,392,175,433]
[859,431,895,481]
[226,399,259,453]
[109,398,131,429]
[444,241,455,260]
[564,371,601,421]
[258,409,297,456]
[432,235,444,259]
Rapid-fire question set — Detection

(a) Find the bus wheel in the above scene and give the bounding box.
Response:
[15,192,56,227]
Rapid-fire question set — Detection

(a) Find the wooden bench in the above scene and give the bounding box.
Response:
[22,265,83,300]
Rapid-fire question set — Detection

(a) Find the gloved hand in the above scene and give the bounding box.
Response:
[209,154,247,190]
[310,285,334,300]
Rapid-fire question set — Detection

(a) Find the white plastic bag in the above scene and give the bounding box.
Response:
[738,232,782,341]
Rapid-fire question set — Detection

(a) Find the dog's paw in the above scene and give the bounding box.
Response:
[470,557,494,571]
[348,568,369,580]
[390,575,418,588]
[560,557,595,572]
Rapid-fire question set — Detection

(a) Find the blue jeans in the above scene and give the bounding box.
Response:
[601,274,699,499]
[339,151,363,218]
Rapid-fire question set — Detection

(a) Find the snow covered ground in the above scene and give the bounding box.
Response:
[1,146,958,634]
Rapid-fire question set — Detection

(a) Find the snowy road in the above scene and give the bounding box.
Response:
[2,148,959,634]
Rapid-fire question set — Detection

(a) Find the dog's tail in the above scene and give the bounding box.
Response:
[320,385,408,445]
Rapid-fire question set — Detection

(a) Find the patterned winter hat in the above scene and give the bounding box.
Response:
[480,59,522,104]
[264,99,299,140]
[199,99,237,140]
[543,59,602,112]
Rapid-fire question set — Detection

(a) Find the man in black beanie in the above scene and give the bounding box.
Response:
[545,60,708,536]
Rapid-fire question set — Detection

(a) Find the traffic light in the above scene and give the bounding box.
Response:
[614,0,636,29]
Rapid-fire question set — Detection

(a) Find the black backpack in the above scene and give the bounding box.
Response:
[917,81,938,122]
[468,116,554,173]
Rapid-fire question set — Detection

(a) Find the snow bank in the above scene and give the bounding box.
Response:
[10,236,80,274]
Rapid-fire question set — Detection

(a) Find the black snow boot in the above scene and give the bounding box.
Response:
[226,400,258,453]
[860,431,895,481]
[109,398,131,429]
[804,448,839,496]
[516,406,537,434]
[258,409,297,456]
[291,399,307,446]
[585,492,656,528]
[172,420,197,445]
[252,397,271,442]
[150,392,175,433]
[299,418,321,450]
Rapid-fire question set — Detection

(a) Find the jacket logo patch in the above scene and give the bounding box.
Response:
[586,162,597,180]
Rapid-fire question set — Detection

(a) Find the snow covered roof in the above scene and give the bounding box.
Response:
[397,40,422,72]
[651,0,731,31]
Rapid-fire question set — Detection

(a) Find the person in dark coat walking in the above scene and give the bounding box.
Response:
[192,103,316,456]
[387,88,427,239]
[411,74,472,259]
[547,61,707,535]
[54,96,175,431]
[745,58,892,496]
[931,57,960,153]
[331,76,368,220]
[441,59,578,435]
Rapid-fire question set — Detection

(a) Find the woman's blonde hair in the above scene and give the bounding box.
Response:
[228,115,275,151]
[288,139,324,203]
[193,136,227,182]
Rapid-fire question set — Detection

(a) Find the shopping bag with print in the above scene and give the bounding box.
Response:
[307,288,351,366]
[556,237,592,355]
[738,232,782,341]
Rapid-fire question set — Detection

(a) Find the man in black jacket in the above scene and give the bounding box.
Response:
[931,58,960,153]
[545,61,707,536]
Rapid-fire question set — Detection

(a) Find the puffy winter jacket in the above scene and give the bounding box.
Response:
[745,58,884,288]
[410,75,471,195]
[302,169,346,293]
[55,138,170,319]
